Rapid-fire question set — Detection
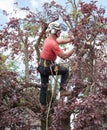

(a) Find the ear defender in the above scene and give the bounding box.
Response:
[51,29,56,34]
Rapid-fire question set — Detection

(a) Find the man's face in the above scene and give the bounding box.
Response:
[56,30,61,37]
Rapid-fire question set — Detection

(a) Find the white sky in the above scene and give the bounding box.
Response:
[0,0,107,27]
[0,0,60,26]
[0,0,15,13]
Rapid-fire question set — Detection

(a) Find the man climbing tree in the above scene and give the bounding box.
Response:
[37,22,76,112]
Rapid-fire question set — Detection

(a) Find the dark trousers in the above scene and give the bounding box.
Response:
[37,64,69,106]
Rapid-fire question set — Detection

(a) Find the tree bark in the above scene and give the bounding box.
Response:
[24,37,30,83]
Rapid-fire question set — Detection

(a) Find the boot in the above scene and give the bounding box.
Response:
[39,103,46,113]
[60,89,71,97]
[60,83,71,97]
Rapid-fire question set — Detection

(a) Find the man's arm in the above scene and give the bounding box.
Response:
[58,48,76,60]
[57,37,73,44]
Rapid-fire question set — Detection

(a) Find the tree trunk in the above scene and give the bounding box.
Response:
[24,37,30,83]
[61,112,71,130]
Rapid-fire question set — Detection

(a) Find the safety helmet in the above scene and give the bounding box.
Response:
[46,22,67,34]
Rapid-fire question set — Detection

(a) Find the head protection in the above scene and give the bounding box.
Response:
[46,22,67,34]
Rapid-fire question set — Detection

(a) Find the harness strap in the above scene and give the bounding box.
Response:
[43,60,47,67]
[40,58,54,67]
[54,65,58,72]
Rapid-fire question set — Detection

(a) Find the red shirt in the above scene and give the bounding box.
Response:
[40,37,63,61]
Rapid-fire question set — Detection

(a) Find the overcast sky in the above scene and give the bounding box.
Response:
[0,0,107,27]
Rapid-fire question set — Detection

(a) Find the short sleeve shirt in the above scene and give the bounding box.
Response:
[40,37,63,61]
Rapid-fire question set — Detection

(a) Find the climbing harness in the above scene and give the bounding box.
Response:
[39,58,58,72]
